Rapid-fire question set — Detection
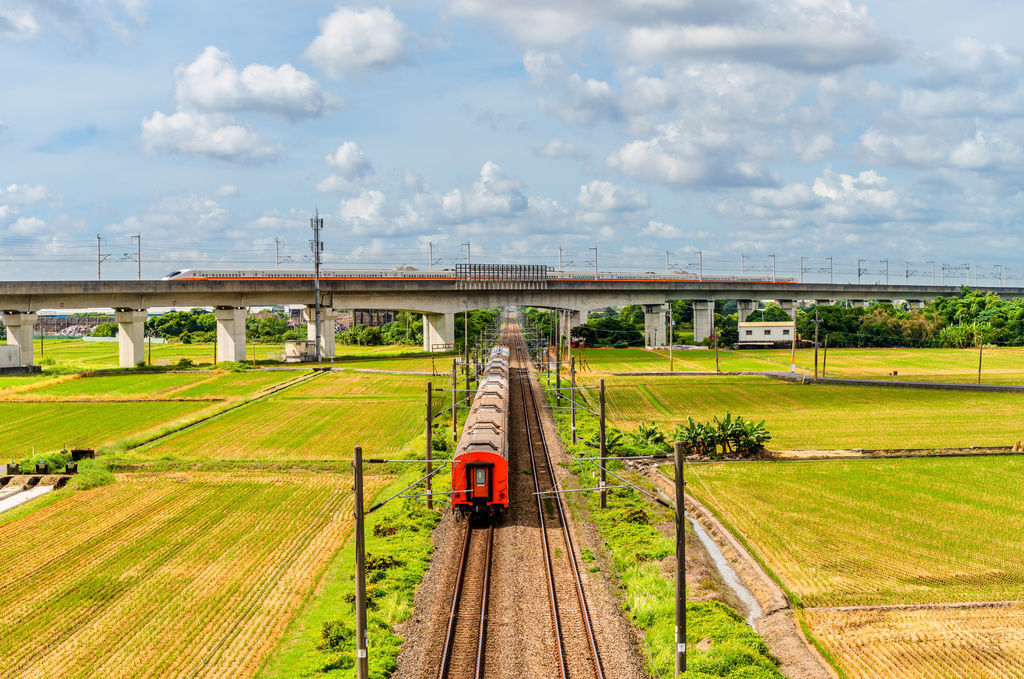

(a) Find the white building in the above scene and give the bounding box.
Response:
[736,321,796,348]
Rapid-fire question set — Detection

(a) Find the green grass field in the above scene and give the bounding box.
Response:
[574,347,794,374]
[685,456,1024,607]
[0,400,218,456]
[600,375,1024,449]
[135,372,430,460]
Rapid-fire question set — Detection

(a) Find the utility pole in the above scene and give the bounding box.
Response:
[425,382,433,509]
[813,310,820,381]
[599,379,606,509]
[697,251,703,282]
[451,358,458,443]
[857,259,866,284]
[827,257,833,283]
[740,253,746,276]
[978,334,984,385]
[428,242,434,271]
[789,315,798,373]
[799,256,804,284]
[882,259,889,285]
[310,210,324,362]
[463,241,471,267]
[570,356,577,444]
[275,238,282,269]
[674,440,686,676]
[770,254,776,283]
[122,234,141,280]
[590,247,598,280]
[464,312,470,393]
[666,250,671,274]
[558,246,565,271]
[905,260,910,284]
[96,234,110,281]
[928,261,935,285]
[353,445,369,679]
[823,335,828,375]
[941,264,946,286]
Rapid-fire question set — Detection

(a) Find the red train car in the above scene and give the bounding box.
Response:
[451,345,510,522]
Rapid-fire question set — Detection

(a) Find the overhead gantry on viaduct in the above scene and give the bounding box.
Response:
[1,269,1020,368]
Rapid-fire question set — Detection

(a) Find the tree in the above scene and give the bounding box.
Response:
[92,322,118,337]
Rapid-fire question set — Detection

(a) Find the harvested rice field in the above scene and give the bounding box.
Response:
[0,471,390,679]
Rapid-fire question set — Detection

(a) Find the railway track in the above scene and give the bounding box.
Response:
[438,524,494,679]
[511,316,604,679]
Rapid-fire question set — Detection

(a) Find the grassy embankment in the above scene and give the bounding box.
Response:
[599,374,1024,449]
[540,374,784,678]
[686,456,1024,677]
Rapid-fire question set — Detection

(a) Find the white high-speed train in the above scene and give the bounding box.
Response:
[161,268,797,284]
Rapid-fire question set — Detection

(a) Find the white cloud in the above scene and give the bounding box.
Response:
[0,7,38,40]
[438,162,528,220]
[214,184,239,198]
[623,0,898,72]
[607,122,777,188]
[576,180,647,213]
[793,133,836,163]
[106,194,229,240]
[140,111,282,164]
[305,7,411,78]
[535,137,586,159]
[10,216,45,235]
[860,124,1024,172]
[0,183,51,205]
[523,51,620,125]
[316,142,376,194]
[174,46,331,121]
[639,220,680,238]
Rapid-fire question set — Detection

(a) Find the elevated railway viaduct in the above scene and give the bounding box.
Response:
[1,273,1021,367]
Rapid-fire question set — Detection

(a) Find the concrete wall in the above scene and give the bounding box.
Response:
[0,345,19,368]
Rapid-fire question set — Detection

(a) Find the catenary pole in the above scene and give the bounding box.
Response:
[570,356,577,444]
[674,440,686,675]
[599,378,607,509]
[354,445,369,679]
[451,358,458,443]
[426,382,433,509]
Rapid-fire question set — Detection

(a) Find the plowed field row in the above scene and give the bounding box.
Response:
[0,472,386,679]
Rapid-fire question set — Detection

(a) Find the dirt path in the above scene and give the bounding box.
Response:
[645,468,837,679]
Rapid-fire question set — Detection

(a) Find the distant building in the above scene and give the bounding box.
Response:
[736,321,796,349]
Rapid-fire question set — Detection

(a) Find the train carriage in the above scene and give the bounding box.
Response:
[451,345,510,521]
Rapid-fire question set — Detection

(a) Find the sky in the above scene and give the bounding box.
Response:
[3,0,1024,284]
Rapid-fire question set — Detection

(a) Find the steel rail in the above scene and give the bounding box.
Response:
[516,314,605,679]
[437,524,494,679]
[514,326,569,679]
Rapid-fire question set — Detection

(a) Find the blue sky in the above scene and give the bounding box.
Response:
[3,0,1024,284]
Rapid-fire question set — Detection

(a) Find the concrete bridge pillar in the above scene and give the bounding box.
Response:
[643,304,668,347]
[692,301,714,343]
[777,300,797,319]
[304,307,338,358]
[423,312,454,351]
[1,312,37,366]
[737,300,758,322]
[569,309,588,329]
[115,309,147,367]
[214,307,247,363]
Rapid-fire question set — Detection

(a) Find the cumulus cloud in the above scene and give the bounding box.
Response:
[0,6,38,40]
[174,47,332,121]
[623,0,898,72]
[9,215,45,235]
[337,189,388,235]
[106,194,229,240]
[0,183,51,205]
[316,142,376,194]
[860,124,1024,172]
[214,184,239,198]
[607,122,778,188]
[535,137,586,159]
[140,111,282,164]
[576,180,647,213]
[523,51,620,125]
[305,7,412,77]
[0,0,146,45]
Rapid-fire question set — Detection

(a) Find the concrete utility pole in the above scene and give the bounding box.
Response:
[666,250,671,274]
[882,259,889,285]
[590,247,598,280]
[827,257,833,283]
[463,241,471,267]
[464,312,470,392]
[599,379,607,509]
[813,310,820,381]
[275,238,282,269]
[310,210,324,362]
[428,242,434,271]
[770,254,776,283]
[570,356,577,444]
[558,246,565,271]
[799,256,805,284]
[353,446,369,679]
[697,251,703,282]
[674,440,686,676]
[740,254,746,276]
[426,382,433,510]
[451,358,458,443]
[928,261,935,285]
[668,304,674,372]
